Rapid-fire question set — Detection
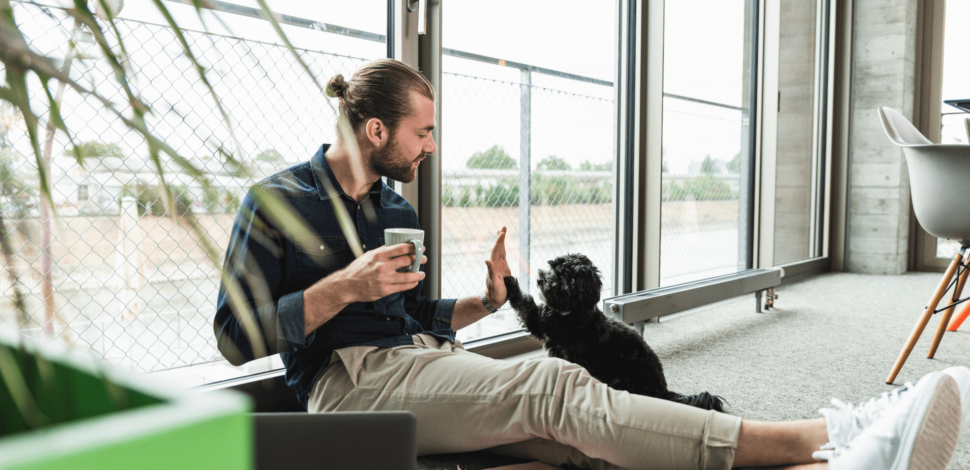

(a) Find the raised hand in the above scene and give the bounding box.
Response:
[484,226,512,308]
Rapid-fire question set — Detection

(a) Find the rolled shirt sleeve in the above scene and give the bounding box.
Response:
[276,290,316,351]
[403,276,456,331]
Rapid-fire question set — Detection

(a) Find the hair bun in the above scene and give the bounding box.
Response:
[327,74,348,98]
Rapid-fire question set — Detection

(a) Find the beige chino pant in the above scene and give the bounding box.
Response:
[308,333,741,470]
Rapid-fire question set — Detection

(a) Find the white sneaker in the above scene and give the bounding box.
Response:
[819,382,916,452]
[827,371,961,470]
[815,366,970,460]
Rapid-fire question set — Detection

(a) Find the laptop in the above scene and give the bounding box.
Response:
[252,412,417,470]
[944,99,970,113]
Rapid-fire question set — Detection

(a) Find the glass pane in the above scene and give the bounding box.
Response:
[661,0,752,286]
[938,239,962,259]
[0,2,386,378]
[774,0,823,265]
[443,1,618,342]
[936,0,970,258]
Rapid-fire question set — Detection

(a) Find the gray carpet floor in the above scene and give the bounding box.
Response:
[417,271,970,469]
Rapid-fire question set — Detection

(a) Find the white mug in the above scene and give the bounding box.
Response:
[384,228,424,273]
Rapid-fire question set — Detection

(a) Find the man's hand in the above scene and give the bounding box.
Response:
[484,226,512,308]
[337,243,427,302]
[303,243,426,335]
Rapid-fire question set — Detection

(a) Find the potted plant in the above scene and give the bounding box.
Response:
[0,328,252,470]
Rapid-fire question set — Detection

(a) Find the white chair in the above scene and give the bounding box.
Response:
[880,106,970,384]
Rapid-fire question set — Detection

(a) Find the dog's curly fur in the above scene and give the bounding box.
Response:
[503,253,726,412]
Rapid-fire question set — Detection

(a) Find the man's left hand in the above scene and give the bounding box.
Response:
[484,226,512,309]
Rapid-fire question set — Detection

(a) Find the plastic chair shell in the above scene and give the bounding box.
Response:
[878,107,970,245]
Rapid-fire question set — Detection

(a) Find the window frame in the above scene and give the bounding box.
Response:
[758,0,835,271]
[910,0,949,272]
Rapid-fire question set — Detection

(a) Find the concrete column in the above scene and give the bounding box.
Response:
[846,0,919,274]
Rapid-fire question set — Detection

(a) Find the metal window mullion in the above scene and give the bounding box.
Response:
[816,0,833,259]
[829,0,853,271]
[386,0,395,59]
[913,0,948,270]
[615,0,636,296]
[757,0,780,269]
[615,0,661,294]
[751,0,767,269]
[821,0,838,259]
[393,0,421,209]
[417,0,442,299]
[519,69,532,289]
[738,0,761,271]
[641,0,663,291]
[808,0,824,256]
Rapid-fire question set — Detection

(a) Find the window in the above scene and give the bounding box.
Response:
[0,1,387,383]
[0,0,841,385]
[660,0,755,285]
[772,0,828,265]
[440,1,618,342]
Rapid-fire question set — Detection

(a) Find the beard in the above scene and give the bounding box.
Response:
[371,137,422,183]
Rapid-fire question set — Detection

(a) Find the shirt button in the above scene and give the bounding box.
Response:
[319,245,325,250]
[362,244,366,249]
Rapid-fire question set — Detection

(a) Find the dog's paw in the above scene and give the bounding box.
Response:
[503,276,522,300]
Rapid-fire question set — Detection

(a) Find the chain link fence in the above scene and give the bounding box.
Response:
[0,3,368,372]
[660,103,744,285]
[0,3,749,367]
[440,71,616,341]
[442,71,748,340]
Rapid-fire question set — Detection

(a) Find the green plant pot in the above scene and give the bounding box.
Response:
[0,328,251,470]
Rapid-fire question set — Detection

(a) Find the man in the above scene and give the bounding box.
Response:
[215,59,965,470]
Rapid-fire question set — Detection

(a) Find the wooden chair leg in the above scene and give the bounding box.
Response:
[929,253,969,358]
[886,253,963,384]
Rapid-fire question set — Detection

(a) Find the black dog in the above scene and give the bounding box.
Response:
[503,253,726,412]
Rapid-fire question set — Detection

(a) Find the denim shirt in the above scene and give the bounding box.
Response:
[214,144,457,408]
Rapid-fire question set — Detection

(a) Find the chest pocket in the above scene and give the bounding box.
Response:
[294,235,351,270]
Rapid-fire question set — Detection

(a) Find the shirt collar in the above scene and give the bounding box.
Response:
[311,144,389,208]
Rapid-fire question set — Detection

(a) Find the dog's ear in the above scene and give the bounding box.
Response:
[573,263,603,308]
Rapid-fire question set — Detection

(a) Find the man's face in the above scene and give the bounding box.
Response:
[370,92,436,183]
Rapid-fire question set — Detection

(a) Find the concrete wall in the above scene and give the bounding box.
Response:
[846,0,919,274]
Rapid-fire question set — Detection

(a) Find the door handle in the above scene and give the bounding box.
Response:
[407,0,426,35]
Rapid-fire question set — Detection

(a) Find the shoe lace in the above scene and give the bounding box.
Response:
[821,381,913,446]
[851,381,913,422]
